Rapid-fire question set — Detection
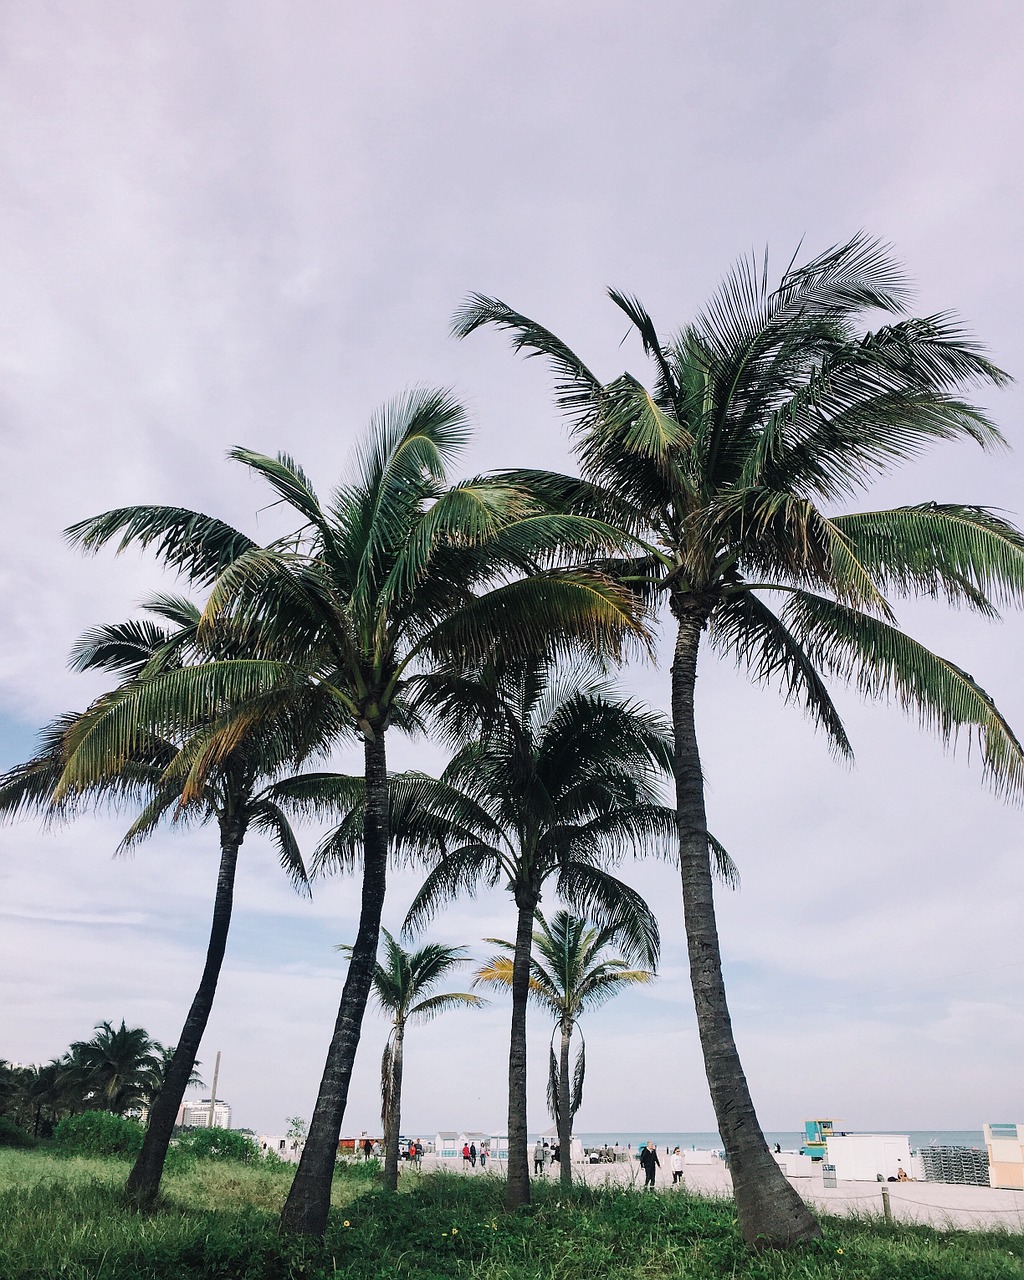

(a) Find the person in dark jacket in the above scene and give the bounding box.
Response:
[639,1140,660,1189]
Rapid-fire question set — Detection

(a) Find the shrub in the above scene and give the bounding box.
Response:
[52,1111,144,1158]
[173,1127,259,1164]
[0,1116,36,1149]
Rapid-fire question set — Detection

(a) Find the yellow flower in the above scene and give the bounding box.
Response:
[836,1247,844,1254]
[452,1228,459,1235]
[343,1221,350,1228]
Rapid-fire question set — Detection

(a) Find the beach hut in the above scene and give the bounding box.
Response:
[985,1123,1024,1189]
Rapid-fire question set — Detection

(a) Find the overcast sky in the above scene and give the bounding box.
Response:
[2,1,1023,1140]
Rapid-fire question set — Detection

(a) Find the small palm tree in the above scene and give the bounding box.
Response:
[64,1021,164,1117]
[63,390,645,1237]
[476,909,654,1189]
[400,660,691,1209]
[456,234,1024,1244]
[343,929,484,1191]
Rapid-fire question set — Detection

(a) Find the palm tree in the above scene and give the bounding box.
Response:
[476,909,654,1189]
[400,661,695,1209]
[64,1021,164,1117]
[454,234,1024,1244]
[63,389,646,1236]
[343,928,484,1191]
[0,597,334,1205]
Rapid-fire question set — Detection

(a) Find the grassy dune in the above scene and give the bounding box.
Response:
[1,1150,1022,1279]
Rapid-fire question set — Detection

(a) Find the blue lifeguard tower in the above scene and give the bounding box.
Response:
[801,1119,839,1161]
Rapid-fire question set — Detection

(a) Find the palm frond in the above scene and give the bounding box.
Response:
[785,590,1024,796]
[710,589,852,759]
[65,507,256,585]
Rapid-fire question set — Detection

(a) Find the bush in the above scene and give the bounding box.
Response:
[0,1117,36,1149]
[173,1127,259,1165]
[52,1111,144,1158]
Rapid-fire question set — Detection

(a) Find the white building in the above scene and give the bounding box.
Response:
[176,1097,232,1128]
[258,1134,306,1163]
[825,1133,911,1182]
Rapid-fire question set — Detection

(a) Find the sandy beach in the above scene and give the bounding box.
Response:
[412,1154,1024,1232]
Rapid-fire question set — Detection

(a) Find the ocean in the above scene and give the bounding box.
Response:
[574,1130,986,1153]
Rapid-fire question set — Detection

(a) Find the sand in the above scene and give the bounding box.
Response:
[413,1153,1024,1232]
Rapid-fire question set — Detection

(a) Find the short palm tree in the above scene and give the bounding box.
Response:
[63,1021,164,1117]
[476,909,654,1189]
[455,234,1024,1244]
[400,660,690,1209]
[0,597,333,1205]
[343,928,484,1191]
[63,389,646,1236]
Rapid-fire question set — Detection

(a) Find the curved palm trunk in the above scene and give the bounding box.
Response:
[505,891,537,1209]
[557,1016,572,1190]
[126,816,244,1206]
[382,1024,404,1192]
[280,733,389,1237]
[671,606,820,1248]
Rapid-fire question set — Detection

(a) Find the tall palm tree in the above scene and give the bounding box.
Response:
[0,597,333,1205]
[64,1021,164,1117]
[476,909,654,1189]
[399,661,693,1209]
[454,234,1024,1245]
[343,928,484,1191]
[63,389,646,1236]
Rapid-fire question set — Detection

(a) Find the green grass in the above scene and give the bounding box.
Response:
[0,1149,1022,1279]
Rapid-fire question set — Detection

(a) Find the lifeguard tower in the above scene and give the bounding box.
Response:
[801,1119,840,1161]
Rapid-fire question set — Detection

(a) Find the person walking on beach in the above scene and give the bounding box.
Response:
[480,1145,488,1169]
[462,1143,471,1169]
[670,1146,685,1185]
[639,1140,660,1189]
[470,1142,477,1168]
[534,1141,548,1176]
[362,1138,373,1161]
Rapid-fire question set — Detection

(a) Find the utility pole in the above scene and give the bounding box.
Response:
[207,1051,221,1128]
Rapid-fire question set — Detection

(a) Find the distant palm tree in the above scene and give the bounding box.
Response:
[400,661,697,1209]
[342,929,484,1191]
[455,234,1024,1244]
[64,1021,163,1117]
[475,909,654,1189]
[63,390,645,1237]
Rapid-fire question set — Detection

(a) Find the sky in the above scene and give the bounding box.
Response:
[2,1,1023,1139]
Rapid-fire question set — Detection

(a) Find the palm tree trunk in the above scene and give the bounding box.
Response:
[505,891,537,1210]
[671,605,820,1248]
[125,816,244,1206]
[280,732,390,1237]
[382,1025,404,1192]
[557,1017,572,1190]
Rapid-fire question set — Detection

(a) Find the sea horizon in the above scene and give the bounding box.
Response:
[571,1130,987,1152]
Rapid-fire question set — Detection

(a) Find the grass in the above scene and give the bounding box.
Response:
[1,1149,1022,1279]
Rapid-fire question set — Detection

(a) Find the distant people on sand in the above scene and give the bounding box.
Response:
[670,1146,685,1185]
[774,1143,781,1154]
[897,1165,909,1182]
[480,1145,488,1168]
[534,1141,549,1175]
[470,1142,477,1167]
[552,1143,560,1164]
[362,1138,373,1161]
[462,1143,471,1168]
[639,1140,660,1188]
